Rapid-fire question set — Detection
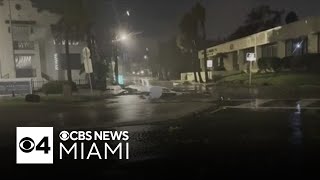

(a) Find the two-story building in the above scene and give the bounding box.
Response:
[0,0,86,86]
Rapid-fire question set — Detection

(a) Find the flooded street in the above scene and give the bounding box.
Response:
[0,95,213,132]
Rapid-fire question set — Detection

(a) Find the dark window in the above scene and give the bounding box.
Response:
[16,69,36,78]
[58,54,81,70]
[262,43,278,58]
[286,37,308,56]
[13,41,34,50]
[15,4,22,10]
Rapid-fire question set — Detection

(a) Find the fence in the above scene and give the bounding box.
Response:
[32,79,90,91]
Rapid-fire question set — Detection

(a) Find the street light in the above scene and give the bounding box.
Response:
[296,43,301,48]
[144,55,148,60]
[119,34,128,41]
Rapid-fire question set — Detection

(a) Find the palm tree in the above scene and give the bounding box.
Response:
[192,2,209,82]
[51,0,89,84]
[177,12,203,83]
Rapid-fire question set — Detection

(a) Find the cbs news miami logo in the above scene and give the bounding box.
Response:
[16,127,130,164]
[16,127,53,164]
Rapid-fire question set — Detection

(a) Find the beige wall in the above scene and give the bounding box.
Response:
[197,16,320,74]
[199,16,320,60]
[181,72,212,82]
[308,33,319,53]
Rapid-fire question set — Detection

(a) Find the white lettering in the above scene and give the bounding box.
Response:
[86,143,102,159]
[60,143,77,159]
[105,143,122,159]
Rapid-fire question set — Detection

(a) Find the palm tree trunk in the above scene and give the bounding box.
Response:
[192,53,198,82]
[114,44,119,85]
[65,29,72,83]
[196,51,204,83]
[203,49,209,82]
[202,21,209,83]
[197,67,203,83]
[192,40,203,83]
[86,29,97,88]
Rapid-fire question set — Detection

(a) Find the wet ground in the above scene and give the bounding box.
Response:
[1,94,320,177]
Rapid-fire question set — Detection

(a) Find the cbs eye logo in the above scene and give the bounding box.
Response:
[16,127,53,164]
[59,131,69,141]
[19,137,50,154]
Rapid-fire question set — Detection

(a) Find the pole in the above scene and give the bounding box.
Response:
[84,49,93,96]
[88,73,93,95]
[249,61,252,86]
[8,0,16,77]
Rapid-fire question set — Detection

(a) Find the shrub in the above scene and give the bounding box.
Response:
[257,57,282,72]
[182,81,192,85]
[281,54,320,72]
[25,94,40,103]
[42,81,77,94]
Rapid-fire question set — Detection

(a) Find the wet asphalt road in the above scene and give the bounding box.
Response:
[1,96,320,178]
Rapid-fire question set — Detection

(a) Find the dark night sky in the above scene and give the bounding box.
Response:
[126,0,320,40]
[32,0,320,57]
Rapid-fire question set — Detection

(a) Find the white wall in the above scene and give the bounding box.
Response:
[0,0,60,80]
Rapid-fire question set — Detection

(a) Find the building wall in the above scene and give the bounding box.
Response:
[0,0,60,80]
[308,33,318,53]
[198,16,320,73]
[0,0,88,82]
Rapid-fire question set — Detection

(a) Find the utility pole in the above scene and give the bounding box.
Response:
[8,0,16,78]
[113,40,119,84]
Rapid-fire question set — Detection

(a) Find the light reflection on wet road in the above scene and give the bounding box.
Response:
[0,95,212,131]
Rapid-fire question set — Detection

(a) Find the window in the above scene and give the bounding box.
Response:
[13,41,35,50]
[58,54,81,70]
[15,4,22,10]
[286,37,308,56]
[262,43,278,58]
[15,55,36,78]
[12,25,32,41]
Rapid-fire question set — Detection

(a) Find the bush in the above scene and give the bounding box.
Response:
[25,94,40,103]
[258,54,320,73]
[42,81,77,94]
[282,54,320,72]
[258,57,282,72]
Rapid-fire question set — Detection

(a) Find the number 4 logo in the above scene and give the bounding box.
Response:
[36,137,51,154]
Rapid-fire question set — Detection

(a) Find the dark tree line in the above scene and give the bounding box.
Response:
[228,5,299,41]
[176,2,209,83]
[151,38,193,80]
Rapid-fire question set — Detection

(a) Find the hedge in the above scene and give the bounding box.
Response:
[42,81,77,94]
[258,53,320,73]
[282,54,320,72]
[257,57,282,72]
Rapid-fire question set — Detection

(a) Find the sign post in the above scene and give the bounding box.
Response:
[82,47,93,95]
[246,53,256,86]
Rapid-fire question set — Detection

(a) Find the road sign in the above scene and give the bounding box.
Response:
[84,58,93,74]
[82,47,93,73]
[246,53,256,62]
[246,53,256,86]
[82,47,91,59]
[207,60,213,68]
[82,47,93,95]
